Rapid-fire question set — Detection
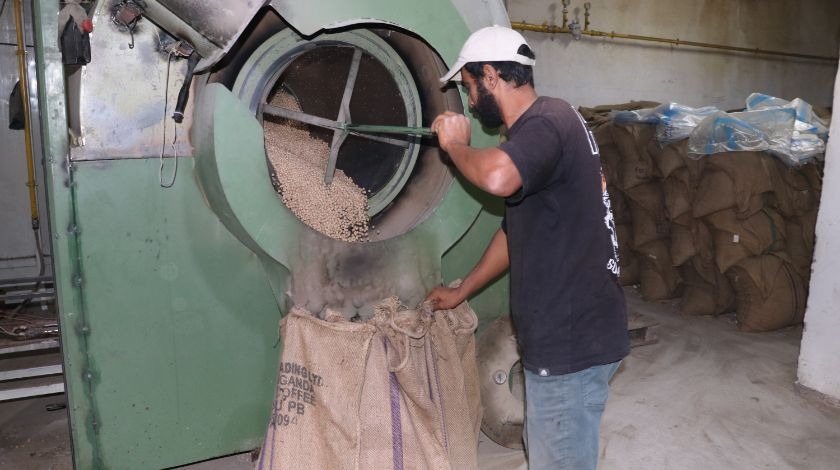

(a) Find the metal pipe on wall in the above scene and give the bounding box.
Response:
[12,0,46,282]
[510,20,839,63]
[12,0,39,230]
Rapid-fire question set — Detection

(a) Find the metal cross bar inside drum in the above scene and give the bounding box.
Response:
[261,104,435,184]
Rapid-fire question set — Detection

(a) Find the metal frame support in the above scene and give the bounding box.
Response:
[0,363,65,402]
[0,382,65,402]
[0,364,63,381]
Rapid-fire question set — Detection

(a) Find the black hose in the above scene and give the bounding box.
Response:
[171,52,200,123]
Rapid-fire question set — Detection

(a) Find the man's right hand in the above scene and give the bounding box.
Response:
[432,111,471,154]
[425,284,467,311]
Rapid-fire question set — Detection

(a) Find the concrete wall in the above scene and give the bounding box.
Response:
[507,0,839,109]
[0,4,837,278]
[0,0,51,281]
[797,57,840,402]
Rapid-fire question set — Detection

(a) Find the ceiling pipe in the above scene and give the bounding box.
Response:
[511,4,838,63]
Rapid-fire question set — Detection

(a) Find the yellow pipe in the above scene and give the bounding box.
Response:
[13,0,39,230]
[511,21,839,63]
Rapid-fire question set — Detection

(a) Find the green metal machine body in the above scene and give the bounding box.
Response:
[34,0,511,467]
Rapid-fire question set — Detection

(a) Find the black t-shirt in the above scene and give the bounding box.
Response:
[499,96,629,376]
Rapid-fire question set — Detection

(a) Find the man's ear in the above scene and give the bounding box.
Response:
[482,63,498,89]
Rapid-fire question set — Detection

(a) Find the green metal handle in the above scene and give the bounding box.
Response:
[344,124,435,137]
[261,105,434,138]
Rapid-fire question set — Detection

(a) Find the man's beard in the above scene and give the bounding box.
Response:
[470,80,504,129]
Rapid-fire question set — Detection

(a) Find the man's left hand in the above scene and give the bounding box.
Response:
[424,284,467,311]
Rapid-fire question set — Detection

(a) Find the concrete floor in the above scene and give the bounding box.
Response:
[601,290,840,470]
[2,287,840,469]
[0,395,72,470]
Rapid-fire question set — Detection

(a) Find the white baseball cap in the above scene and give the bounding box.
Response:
[440,25,536,83]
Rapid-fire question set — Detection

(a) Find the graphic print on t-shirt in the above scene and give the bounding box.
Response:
[602,179,620,276]
[572,105,620,276]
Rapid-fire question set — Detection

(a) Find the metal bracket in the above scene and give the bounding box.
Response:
[324,48,362,185]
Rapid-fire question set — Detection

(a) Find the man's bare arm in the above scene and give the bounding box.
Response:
[425,228,510,310]
[432,112,522,197]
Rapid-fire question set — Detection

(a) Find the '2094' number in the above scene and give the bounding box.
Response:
[274,413,298,427]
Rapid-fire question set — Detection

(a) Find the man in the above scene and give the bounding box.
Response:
[425,25,629,469]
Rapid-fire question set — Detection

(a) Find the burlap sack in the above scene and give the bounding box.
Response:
[600,144,622,188]
[369,298,481,470]
[798,209,818,254]
[663,168,693,220]
[636,240,681,300]
[681,151,707,187]
[619,251,641,286]
[669,223,694,268]
[705,151,775,211]
[669,217,711,267]
[692,170,737,218]
[624,179,665,219]
[689,249,720,286]
[673,214,715,263]
[610,187,632,225]
[578,101,659,135]
[257,309,377,470]
[798,162,823,196]
[646,139,664,167]
[616,223,639,286]
[712,271,735,317]
[784,209,818,281]
[578,101,660,129]
[726,254,807,332]
[628,202,669,249]
[427,303,482,470]
[680,281,717,317]
[625,183,669,248]
[582,103,661,191]
[592,123,614,146]
[368,300,451,470]
[679,257,734,316]
[259,300,481,470]
[768,158,817,218]
[357,325,398,469]
[705,208,786,273]
[612,124,658,190]
[652,140,689,179]
[692,170,767,219]
[617,223,633,255]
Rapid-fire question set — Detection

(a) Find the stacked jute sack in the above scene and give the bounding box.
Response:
[256,297,481,470]
[582,103,823,332]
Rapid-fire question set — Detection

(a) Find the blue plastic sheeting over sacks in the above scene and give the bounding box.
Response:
[609,93,831,167]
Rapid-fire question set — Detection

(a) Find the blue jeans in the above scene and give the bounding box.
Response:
[523,361,621,470]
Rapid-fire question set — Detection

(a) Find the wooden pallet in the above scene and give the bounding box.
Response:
[628,311,659,348]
